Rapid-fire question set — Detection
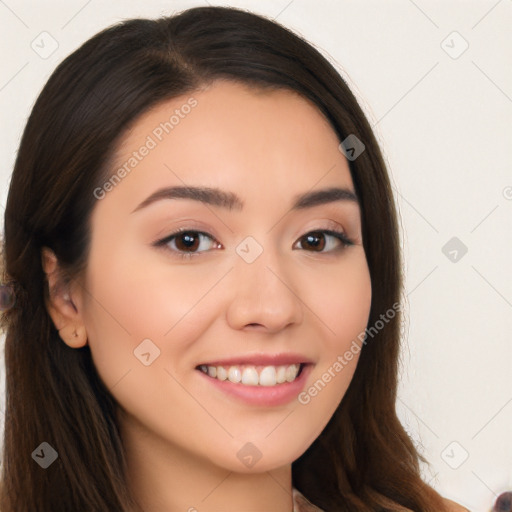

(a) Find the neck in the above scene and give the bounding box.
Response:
[120,411,295,512]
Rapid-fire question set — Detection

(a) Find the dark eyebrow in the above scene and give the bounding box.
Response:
[131,185,358,214]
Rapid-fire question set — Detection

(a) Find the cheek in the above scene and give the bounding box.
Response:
[308,251,372,349]
[295,253,371,422]
[80,250,226,386]
[83,243,207,336]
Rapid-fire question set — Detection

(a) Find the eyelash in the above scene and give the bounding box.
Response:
[153,226,355,260]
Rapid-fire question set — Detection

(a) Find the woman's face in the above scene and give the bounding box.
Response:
[75,80,372,473]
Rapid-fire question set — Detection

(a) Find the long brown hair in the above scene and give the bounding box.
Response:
[0,6,448,511]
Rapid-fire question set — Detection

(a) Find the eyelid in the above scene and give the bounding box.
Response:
[152,219,219,242]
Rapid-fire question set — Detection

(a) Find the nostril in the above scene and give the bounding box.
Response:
[494,492,512,512]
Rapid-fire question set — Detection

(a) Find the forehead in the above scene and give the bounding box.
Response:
[101,79,353,212]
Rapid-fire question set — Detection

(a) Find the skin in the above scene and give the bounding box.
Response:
[43,79,373,511]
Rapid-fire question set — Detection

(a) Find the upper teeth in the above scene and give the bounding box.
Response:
[198,364,301,386]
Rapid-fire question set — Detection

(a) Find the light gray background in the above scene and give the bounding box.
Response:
[1,1,511,511]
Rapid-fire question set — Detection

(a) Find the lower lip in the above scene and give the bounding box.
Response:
[196,364,313,407]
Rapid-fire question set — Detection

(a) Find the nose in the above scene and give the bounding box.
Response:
[225,243,304,333]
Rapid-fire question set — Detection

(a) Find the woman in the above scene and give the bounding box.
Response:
[0,6,467,511]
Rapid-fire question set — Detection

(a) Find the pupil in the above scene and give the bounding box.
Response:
[306,232,324,251]
[180,233,198,250]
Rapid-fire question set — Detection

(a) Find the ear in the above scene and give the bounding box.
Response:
[41,247,88,348]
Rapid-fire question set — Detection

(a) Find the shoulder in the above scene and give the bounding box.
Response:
[442,497,471,512]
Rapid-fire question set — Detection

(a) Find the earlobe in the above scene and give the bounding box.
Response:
[56,323,88,349]
[41,247,88,348]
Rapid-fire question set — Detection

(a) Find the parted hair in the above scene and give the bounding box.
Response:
[0,6,449,511]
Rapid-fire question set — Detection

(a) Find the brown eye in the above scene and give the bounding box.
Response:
[155,229,220,258]
[300,231,326,251]
[295,229,353,253]
[174,232,201,252]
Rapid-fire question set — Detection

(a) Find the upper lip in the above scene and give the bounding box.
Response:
[196,353,313,368]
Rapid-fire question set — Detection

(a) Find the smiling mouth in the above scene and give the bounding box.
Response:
[195,363,306,387]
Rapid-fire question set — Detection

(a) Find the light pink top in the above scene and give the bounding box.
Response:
[292,487,325,512]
